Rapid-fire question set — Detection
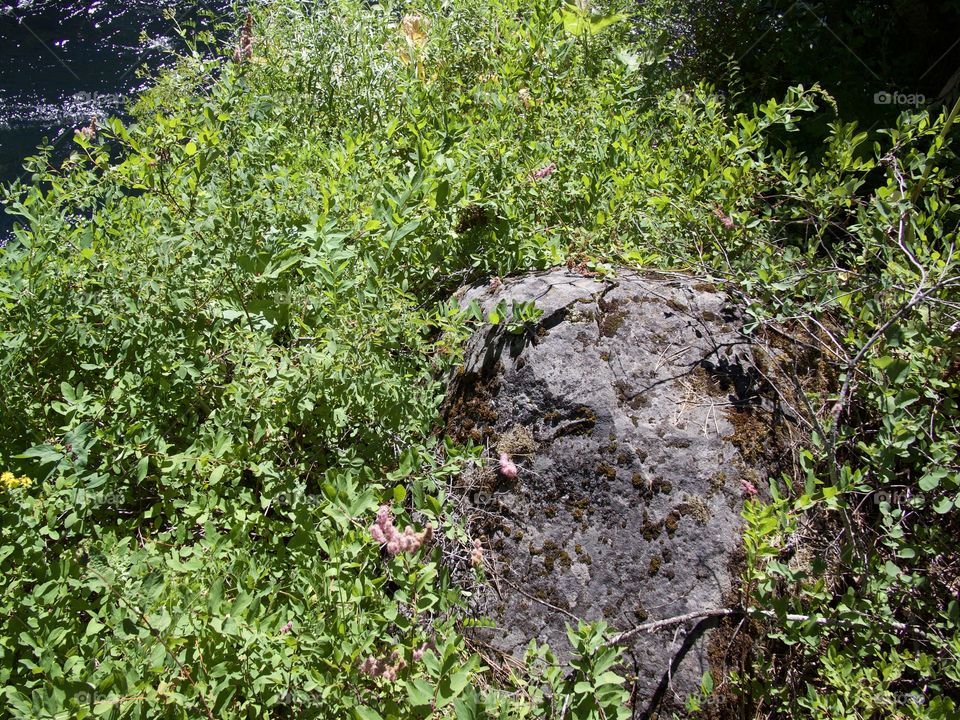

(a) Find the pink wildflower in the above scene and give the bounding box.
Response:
[470,538,484,568]
[412,642,429,662]
[280,620,294,635]
[369,504,433,556]
[233,13,253,63]
[713,205,735,230]
[740,478,758,496]
[75,117,97,142]
[530,163,557,181]
[498,452,518,479]
[359,651,406,681]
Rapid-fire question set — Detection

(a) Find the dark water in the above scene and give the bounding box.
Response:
[0,0,233,239]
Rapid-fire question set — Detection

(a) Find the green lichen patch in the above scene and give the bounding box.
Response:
[497,424,536,456]
[683,494,711,524]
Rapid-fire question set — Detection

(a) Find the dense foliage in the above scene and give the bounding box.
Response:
[1,0,958,718]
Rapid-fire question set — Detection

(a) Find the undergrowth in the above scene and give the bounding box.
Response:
[0,1,958,718]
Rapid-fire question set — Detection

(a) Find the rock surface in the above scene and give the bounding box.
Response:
[444,268,768,717]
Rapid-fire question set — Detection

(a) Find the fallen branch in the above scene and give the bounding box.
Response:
[500,576,583,624]
[607,606,918,646]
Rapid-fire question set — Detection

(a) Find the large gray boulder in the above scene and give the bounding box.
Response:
[444,268,770,717]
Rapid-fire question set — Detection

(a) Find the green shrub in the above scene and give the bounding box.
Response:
[1,0,958,717]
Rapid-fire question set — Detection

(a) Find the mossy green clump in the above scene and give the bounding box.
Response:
[641,520,663,542]
[567,496,593,527]
[596,462,617,482]
[664,510,682,536]
[539,539,570,573]
[710,470,728,494]
[573,544,593,566]
[598,297,627,338]
[633,474,673,499]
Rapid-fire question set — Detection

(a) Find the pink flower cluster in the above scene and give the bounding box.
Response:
[75,117,97,142]
[470,538,484,568]
[498,452,518,479]
[740,478,758,496]
[233,13,253,63]
[358,642,430,682]
[279,620,294,635]
[359,651,406,682]
[713,205,735,230]
[369,505,433,556]
[530,163,557,181]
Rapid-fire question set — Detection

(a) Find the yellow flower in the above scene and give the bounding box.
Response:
[1,471,32,490]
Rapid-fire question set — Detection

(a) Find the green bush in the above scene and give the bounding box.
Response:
[1,0,958,717]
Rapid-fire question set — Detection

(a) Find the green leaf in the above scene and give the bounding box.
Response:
[209,465,227,484]
[933,497,954,514]
[919,470,944,491]
[136,456,149,482]
[453,688,482,720]
[407,678,434,707]
[701,670,714,694]
[872,356,911,384]
[561,4,626,36]
[355,708,384,720]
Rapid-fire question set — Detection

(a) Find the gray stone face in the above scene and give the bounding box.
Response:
[444,268,765,716]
